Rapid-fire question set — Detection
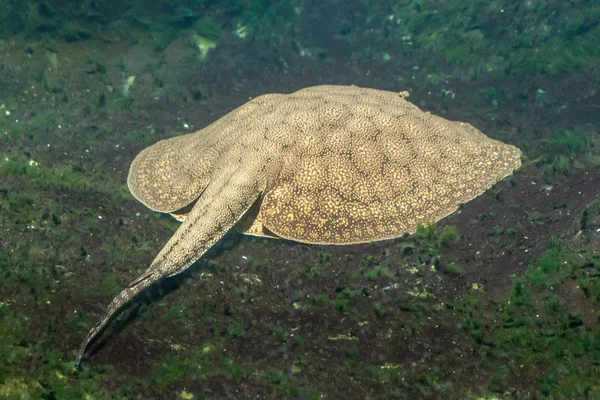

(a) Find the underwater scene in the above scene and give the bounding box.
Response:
[1,0,599,398]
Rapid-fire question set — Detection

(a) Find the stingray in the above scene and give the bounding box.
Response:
[75,85,521,365]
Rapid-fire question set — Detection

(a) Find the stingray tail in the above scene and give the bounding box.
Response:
[75,271,157,367]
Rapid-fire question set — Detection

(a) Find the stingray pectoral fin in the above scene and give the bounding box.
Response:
[127,133,212,213]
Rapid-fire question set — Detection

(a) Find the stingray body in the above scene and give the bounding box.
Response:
[75,85,521,365]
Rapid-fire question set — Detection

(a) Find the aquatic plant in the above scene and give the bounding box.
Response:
[580,198,600,231]
[449,226,600,396]
[1,154,129,196]
[236,0,300,39]
[412,223,459,255]
[537,130,597,174]
[360,0,600,75]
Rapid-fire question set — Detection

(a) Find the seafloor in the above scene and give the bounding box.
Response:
[1,1,599,399]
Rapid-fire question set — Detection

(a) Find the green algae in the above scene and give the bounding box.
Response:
[451,237,600,397]
[443,262,464,276]
[0,304,130,399]
[580,198,600,230]
[1,154,130,198]
[313,286,361,314]
[525,129,600,175]
[365,265,393,280]
[525,236,579,287]
[148,340,251,391]
[361,0,600,76]
[236,0,300,39]
[0,1,598,398]
[413,223,459,252]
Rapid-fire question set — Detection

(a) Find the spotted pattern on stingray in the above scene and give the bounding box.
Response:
[75,85,521,366]
[258,88,521,244]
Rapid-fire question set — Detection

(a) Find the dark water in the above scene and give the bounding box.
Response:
[1,1,599,398]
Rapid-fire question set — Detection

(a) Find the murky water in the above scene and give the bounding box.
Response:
[1,1,599,398]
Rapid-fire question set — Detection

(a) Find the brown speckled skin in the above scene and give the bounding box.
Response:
[75,85,521,365]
